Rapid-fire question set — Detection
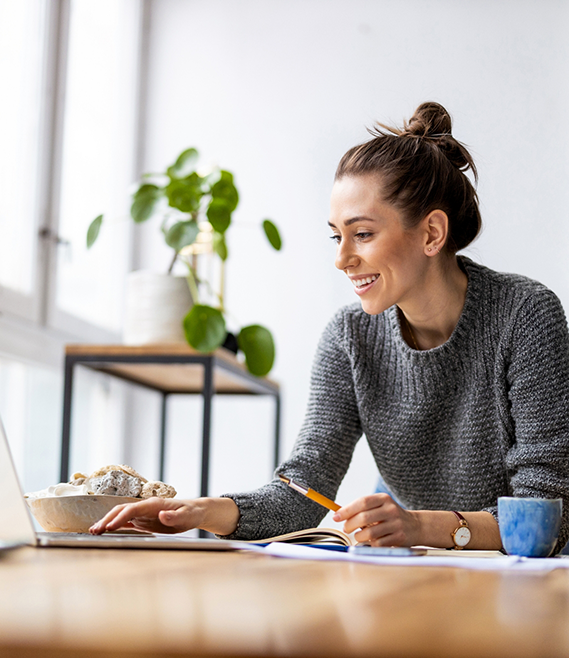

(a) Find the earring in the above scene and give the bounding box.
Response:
[427,247,432,252]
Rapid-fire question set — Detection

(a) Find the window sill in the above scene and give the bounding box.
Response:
[0,310,120,369]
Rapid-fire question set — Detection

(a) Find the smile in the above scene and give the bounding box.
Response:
[352,274,379,289]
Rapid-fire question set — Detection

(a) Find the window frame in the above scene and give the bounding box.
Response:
[0,0,149,368]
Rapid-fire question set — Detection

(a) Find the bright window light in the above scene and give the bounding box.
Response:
[56,0,140,332]
[0,0,46,295]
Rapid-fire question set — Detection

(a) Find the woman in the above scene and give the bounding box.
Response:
[91,102,569,551]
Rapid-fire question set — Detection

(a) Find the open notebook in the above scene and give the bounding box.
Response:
[251,527,355,546]
[0,415,246,552]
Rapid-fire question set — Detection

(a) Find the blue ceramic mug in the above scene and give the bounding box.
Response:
[498,497,562,557]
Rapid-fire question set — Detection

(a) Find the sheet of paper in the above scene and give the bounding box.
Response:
[262,542,569,571]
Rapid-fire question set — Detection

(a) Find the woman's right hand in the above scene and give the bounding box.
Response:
[89,496,240,536]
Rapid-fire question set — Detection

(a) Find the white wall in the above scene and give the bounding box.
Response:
[136,0,569,516]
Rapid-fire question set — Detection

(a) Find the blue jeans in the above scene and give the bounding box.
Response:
[374,473,405,508]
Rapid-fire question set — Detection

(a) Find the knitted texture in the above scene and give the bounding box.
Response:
[221,258,569,552]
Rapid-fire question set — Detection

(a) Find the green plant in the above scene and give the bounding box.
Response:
[87,147,282,377]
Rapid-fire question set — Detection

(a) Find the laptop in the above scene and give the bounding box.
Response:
[0,415,248,552]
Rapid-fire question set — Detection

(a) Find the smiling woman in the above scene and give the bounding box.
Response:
[328,176,468,349]
[91,103,569,555]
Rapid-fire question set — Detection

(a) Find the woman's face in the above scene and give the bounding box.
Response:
[329,174,428,316]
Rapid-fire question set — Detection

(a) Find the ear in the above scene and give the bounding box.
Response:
[422,209,448,256]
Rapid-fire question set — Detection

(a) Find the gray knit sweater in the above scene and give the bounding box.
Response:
[222,258,569,551]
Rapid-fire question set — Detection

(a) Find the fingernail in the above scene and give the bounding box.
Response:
[332,513,340,521]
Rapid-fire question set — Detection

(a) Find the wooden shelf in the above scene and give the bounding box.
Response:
[64,343,279,395]
[60,343,281,490]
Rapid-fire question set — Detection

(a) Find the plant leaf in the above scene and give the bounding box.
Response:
[166,173,203,213]
[210,170,239,212]
[131,184,162,223]
[213,232,228,261]
[165,220,200,252]
[207,198,232,233]
[184,305,226,353]
[238,325,275,377]
[167,148,199,179]
[262,219,282,251]
[86,214,103,248]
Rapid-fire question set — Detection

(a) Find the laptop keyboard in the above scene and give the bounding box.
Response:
[37,532,157,541]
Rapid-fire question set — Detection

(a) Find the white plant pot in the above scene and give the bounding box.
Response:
[123,271,193,345]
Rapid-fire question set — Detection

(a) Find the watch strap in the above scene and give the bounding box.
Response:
[450,510,470,550]
[451,510,468,526]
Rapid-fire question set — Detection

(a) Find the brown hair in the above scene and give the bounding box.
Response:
[335,102,481,253]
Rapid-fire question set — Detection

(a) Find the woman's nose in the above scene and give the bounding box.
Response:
[335,241,358,271]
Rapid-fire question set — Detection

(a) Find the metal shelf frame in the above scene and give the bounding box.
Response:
[60,349,281,503]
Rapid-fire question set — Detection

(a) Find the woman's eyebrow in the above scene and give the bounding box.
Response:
[328,216,376,228]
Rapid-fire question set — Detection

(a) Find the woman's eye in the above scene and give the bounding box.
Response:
[355,232,372,240]
[330,235,341,244]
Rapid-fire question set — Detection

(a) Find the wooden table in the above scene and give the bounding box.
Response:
[2,547,569,658]
[60,344,281,498]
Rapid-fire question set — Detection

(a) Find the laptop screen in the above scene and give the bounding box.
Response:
[0,416,36,546]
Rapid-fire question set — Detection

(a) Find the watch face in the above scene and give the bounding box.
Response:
[454,527,471,547]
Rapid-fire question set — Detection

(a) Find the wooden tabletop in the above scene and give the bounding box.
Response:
[64,344,279,394]
[2,547,569,658]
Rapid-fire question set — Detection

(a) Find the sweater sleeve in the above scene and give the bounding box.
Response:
[219,308,363,541]
[492,287,569,553]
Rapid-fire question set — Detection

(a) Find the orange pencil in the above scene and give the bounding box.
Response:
[278,474,341,512]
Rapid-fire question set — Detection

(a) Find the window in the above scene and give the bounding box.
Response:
[0,0,142,335]
[0,355,62,494]
[54,0,140,333]
[0,0,145,490]
[0,0,47,320]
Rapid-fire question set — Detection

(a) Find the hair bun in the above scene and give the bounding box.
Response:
[405,101,453,138]
[403,102,476,180]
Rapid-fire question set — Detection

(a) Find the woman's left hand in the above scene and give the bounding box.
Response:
[333,493,421,546]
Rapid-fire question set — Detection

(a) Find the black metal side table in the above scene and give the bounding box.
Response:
[60,344,281,499]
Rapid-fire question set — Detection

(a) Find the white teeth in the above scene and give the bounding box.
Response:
[353,274,378,288]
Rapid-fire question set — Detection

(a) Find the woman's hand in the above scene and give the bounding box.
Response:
[334,496,503,549]
[89,497,205,535]
[333,493,420,546]
[89,496,240,536]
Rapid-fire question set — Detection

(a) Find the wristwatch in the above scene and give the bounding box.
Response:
[450,511,471,550]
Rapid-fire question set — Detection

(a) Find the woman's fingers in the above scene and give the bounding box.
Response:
[89,498,179,534]
[333,494,419,546]
[333,494,391,521]
[335,494,395,534]
[353,519,406,546]
[89,503,131,534]
[343,510,386,534]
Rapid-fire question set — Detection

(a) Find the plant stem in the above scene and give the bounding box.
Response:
[185,264,200,305]
[219,260,225,310]
[167,250,178,274]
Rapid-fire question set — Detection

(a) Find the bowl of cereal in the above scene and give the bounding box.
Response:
[25,465,176,533]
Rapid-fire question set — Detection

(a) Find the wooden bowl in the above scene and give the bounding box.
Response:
[26,495,141,533]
